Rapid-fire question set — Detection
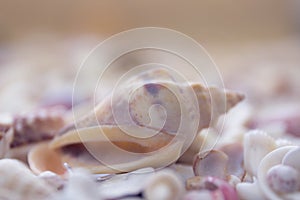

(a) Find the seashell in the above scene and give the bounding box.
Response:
[3,107,67,162]
[61,68,244,144]
[257,145,299,200]
[243,130,276,177]
[143,170,184,200]
[67,69,244,133]
[219,142,245,179]
[29,69,244,175]
[193,150,229,180]
[11,107,66,148]
[0,159,54,200]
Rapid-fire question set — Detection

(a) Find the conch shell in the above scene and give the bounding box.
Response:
[28,68,244,174]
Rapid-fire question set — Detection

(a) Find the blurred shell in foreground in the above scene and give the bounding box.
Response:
[0,159,54,200]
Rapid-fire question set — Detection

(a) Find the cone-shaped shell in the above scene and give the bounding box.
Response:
[29,69,244,174]
[61,69,244,135]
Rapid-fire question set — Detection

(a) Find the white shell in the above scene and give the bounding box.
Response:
[0,159,54,200]
[144,170,184,200]
[193,150,228,179]
[257,146,299,200]
[244,130,276,177]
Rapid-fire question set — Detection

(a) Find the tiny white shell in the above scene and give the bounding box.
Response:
[244,130,276,177]
[257,146,299,200]
[144,170,184,200]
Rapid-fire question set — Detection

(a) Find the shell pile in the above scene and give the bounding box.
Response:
[0,65,300,200]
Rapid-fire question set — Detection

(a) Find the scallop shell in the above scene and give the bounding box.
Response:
[244,130,276,177]
[29,69,244,175]
[0,159,54,200]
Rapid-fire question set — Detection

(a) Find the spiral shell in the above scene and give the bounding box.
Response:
[28,69,244,175]
[257,146,300,200]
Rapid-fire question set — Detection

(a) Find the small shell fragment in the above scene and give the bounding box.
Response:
[219,143,245,179]
[144,170,184,200]
[193,150,228,180]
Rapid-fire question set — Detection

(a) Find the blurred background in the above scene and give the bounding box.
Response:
[0,0,299,113]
